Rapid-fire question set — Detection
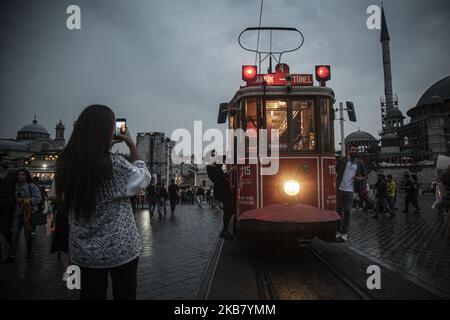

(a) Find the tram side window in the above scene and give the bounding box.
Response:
[320,98,333,153]
[245,99,258,131]
[245,99,258,156]
[291,100,315,151]
[266,100,289,152]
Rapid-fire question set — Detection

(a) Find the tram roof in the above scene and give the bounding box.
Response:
[228,85,335,105]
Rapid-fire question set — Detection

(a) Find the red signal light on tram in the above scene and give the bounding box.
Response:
[315,65,331,84]
[242,65,257,82]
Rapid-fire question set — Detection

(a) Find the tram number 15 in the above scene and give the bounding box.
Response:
[328,165,336,175]
[240,166,251,176]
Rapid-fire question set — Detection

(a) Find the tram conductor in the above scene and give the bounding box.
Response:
[335,144,367,242]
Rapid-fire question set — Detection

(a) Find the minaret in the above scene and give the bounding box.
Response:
[381,4,393,119]
[55,120,65,147]
[380,4,403,135]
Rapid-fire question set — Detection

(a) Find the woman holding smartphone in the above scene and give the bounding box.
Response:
[55,105,151,300]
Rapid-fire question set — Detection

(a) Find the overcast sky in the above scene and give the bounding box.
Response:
[1,0,449,152]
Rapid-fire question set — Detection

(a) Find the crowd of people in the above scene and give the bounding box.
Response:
[335,143,450,242]
[145,182,215,218]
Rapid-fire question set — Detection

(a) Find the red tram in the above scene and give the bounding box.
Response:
[217,27,340,241]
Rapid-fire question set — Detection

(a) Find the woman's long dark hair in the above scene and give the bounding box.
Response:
[56,105,115,219]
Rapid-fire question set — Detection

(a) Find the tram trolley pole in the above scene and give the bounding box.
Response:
[337,101,357,158]
[339,102,345,158]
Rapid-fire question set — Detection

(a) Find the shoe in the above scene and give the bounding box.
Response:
[62,271,70,282]
[335,231,342,240]
[341,234,348,242]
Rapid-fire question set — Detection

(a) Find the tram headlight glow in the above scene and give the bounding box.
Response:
[284,180,300,197]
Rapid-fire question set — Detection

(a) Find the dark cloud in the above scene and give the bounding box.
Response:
[0,0,449,148]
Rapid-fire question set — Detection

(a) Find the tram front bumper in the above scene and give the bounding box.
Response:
[237,203,341,241]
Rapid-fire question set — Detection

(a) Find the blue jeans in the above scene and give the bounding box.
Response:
[9,214,32,257]
[336,190,353,234]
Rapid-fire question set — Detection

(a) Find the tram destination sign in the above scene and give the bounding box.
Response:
[243,63,314,87]
[247,73,313,87]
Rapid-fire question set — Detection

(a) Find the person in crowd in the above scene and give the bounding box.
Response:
[162,182,168,215]
[412,175,421,212]
[196,186,204,208]
[403,174,420,213]
[48,180,70,282]
[6,169,41,262]
[335,144,367,242]
[386,175,397,213]
[146,180,157,219]
[205,188,211,207]
[0,154,16,262]
[156,181,167,218]
[29,176,45,234]
[55,105,151,300]
[168,179,180,216]
[181,190,186,205]
[359,180,376,212]
[439,166,450,236]
[190,188,195,205]
[374,173,394,219]
[207,154,236,240]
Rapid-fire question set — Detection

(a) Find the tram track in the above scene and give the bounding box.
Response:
[305,244,372,300]
[252,240,373,300]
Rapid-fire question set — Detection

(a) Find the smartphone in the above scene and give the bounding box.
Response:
[115,118,127,136]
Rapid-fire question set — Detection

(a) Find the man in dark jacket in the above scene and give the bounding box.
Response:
[206,156,236,240]
[374,173,394,219]
[168,179,180,216]
[403,174,420,213]
[335,145,367,242]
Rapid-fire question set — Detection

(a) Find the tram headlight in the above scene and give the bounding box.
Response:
[283,180,300,197]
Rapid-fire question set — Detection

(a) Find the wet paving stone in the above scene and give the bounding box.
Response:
[0,203,222,300]
[344,193,450,294]
[2,194,449,299]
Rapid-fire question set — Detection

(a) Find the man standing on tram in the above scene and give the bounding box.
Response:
[336,144,367,242]
[206,151,236,240]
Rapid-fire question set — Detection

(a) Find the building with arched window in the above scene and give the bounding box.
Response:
[397,76,450,162]
[0,116,66,186]
[345,130,379,153]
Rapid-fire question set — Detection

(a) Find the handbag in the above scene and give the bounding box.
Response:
[31,212,47,226]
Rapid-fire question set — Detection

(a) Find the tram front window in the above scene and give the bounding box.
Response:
[291,100,315,151]
[320,98,333,153]
[266,100,289,152]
